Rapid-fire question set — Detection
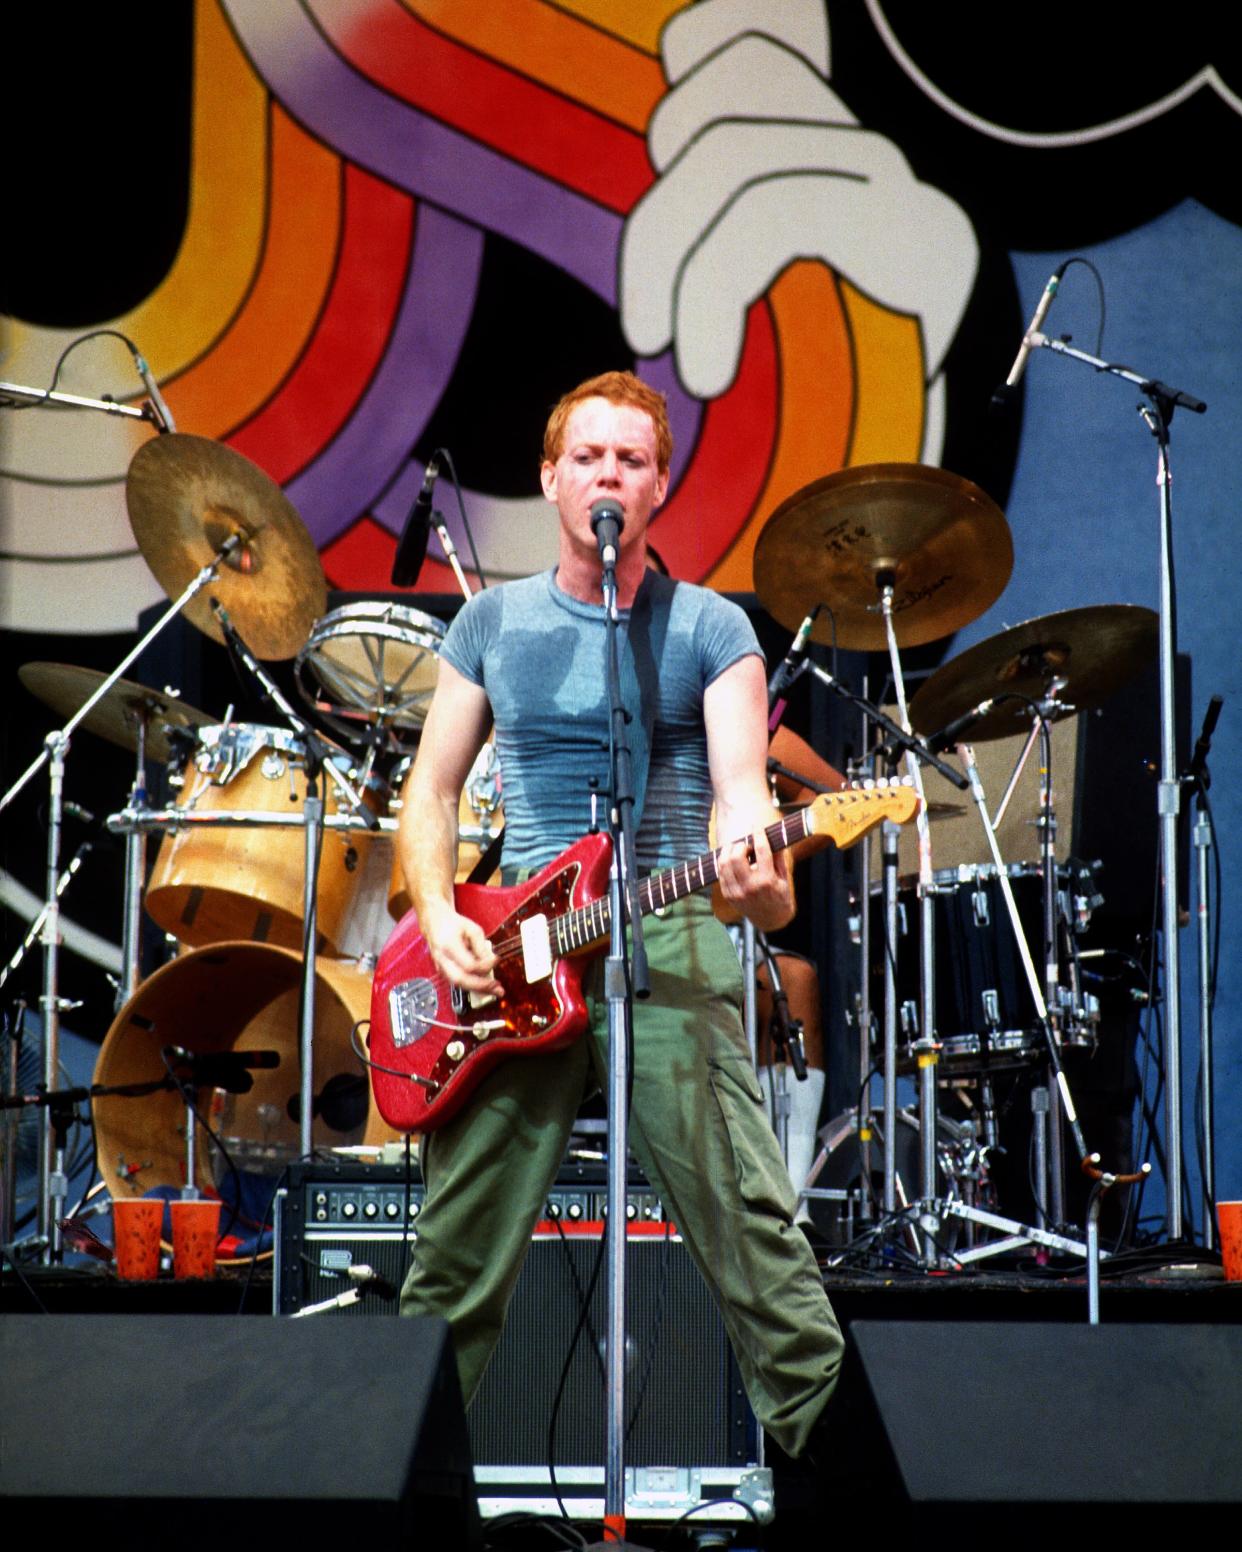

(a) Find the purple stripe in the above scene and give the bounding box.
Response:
[287,205,483,544]
[224,0,621,304]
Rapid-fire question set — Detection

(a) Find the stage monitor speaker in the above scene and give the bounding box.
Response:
[0,1314,480,1548]
[849,1321,1242,1513]
[275,1160,755,1470]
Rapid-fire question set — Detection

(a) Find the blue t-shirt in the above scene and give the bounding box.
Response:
[440,568,761,873]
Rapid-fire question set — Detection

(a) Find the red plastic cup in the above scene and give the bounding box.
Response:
[170,1198,222,1279]
[113,1197,163,1280]
[1217,1202,1242,1282]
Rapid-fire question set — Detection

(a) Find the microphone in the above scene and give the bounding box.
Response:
[924,697,996,752]
[64,801,96,825]
[391,457,440,587]
[589,498,624,569]
[164,1046,281,1095]
[991,264,1067,408]
[132,349,176,434]
[767,606,822,732]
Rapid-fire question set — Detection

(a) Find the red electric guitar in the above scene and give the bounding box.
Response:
[368,781,919,1133]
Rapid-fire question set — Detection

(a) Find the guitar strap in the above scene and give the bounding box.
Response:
[622,571,675,836]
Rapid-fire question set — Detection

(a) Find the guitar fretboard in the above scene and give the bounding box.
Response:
[551,806,814,956]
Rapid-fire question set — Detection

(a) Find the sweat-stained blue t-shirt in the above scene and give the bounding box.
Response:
[439,567,761,875]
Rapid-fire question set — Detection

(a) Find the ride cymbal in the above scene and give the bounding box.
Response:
[126,433,326,660]
[19,663,213,764]
[753,463,1013,650]
[909,604,1159,744]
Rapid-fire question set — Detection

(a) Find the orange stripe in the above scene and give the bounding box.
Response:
[548,0,683,53]
[841,281,926,465]
[405,0,667,130]
[706,261,855,592]
[163,103,342,437]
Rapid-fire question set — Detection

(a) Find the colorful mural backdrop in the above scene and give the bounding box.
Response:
[3,2,1241,1225]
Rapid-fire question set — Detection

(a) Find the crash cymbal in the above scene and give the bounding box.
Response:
[909,605,1158,744]
[126,433,326,660]
[19,663,213,764]
[753,463,1012,650]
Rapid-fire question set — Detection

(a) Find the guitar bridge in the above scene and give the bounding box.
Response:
[389,978,438,1049]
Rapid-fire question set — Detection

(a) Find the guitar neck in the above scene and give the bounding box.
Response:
[551,807,811,958]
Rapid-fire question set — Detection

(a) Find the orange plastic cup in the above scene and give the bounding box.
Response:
[1217,1201,1242,1281]
[170,1198,222,1279]
[113,1197,163,1280]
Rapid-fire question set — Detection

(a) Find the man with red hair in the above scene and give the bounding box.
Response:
[397,370,842,1463]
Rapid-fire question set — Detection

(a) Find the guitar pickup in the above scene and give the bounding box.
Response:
[519,913,553,983]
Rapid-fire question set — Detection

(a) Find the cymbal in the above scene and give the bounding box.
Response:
[753,463,1012,650]
[126,433,326,661]
[909,605,1158,744]
[19,663,213,764]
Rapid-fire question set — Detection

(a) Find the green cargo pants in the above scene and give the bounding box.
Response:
[399,893,843,1457]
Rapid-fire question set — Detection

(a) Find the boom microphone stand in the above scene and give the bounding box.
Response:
[1023,325,1206,1240]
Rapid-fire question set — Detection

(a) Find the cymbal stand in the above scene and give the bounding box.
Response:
[874,576,942,1262]
[117,711,152,1011]
[0,536,243,1262]
[802,662,967,1252]
[209,602,377,1162]
[1025,327,1206,1239]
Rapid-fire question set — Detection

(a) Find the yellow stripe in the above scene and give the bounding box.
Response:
[3,1,267,392]
[404,0,667,128]
[162,103,342,438]
[706,261,853,592]
[841,280,925,465]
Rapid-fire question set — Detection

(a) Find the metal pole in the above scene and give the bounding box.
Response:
[1195,799,1216,1249]
[298,792,323,1163]
[37,735,67,1262]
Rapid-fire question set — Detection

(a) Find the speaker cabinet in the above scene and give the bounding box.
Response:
[0,1314,479,1547]
[848,1321,1242,1513]
[275,1161,755,1469]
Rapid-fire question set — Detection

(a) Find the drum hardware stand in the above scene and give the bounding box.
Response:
[210,600,378,1162]
[0,534,243,1263]
[801,617,968,1262]
[1024,327,1206,1241]
[753,935,808,1184]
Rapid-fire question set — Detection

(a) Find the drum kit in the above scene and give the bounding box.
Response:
[4,435,499,1261]
[5,427,1157,1270]
[752,463,1157,1262]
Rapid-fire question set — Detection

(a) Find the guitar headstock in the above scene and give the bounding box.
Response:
[805,779,920,850]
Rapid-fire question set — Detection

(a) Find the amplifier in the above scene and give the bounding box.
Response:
[274,1159,756,1471]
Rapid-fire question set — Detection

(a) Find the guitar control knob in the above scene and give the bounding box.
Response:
[446,1040,465,1062]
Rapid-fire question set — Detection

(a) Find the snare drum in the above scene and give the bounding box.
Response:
[94,942,401,1239]
[873,863,1098,1075]
[145,723,383,955]
[387,740,504,919]
[296,601,446,746]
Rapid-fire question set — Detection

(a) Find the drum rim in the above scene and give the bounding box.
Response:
[301,599,447,646]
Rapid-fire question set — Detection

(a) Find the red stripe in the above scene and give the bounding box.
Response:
[321,513,458,593]
[228,166,414,483]
[325,3,653,213]
[649,303,779,583]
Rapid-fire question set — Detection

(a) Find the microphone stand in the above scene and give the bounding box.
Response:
[0,534,243,1262]
[1025,328,1206,1241]
[1184,696,1223,1246]
[598,553,648,1547]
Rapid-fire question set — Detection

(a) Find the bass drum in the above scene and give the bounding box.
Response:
[94,943,403,1241]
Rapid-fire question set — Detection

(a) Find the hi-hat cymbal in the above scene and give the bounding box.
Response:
[19,663,213,764]
[753,463,1013,650]
[126,433,326,660]
[909,605,1158,744]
